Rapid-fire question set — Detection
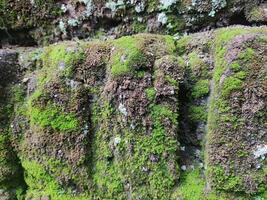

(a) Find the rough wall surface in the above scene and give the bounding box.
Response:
[0,1,267,200]
[0,25,266,199]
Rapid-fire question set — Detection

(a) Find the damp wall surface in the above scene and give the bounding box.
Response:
[0,25,266,199]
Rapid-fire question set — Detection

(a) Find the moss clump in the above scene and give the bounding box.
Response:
[29,103,78,132]
[172,168,205,200]
[221,76,243,98]
[91,100,179,199]
[110,36,147,77]
[208,166,243,192]
[188,52,209,80]
[176,35,192,54]
[188,105,208,122]
[188,52,203,68]
[191,79,210,99]
[40,43,85,84]
[132,21,147,33]
[246,7,265,22]
[145,87,157,101]
[22,160,91,200]
[0,80,26,196]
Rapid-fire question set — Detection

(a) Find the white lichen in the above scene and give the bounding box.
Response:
[30,0,35,6]
[61,4,68,13]
[114,137,121,146]
[253,144,267,159]
[181,165,187,171]
[105,0,125,12]
[59,20,67,34]
[159,0,177,9]
[135,2,145,13]
[157,12,168,25]
[83,124,89,135]
[209,0,227,17]
[80,0,94,17]
[66,79,79,89]
[68,18,79,27]
[118,103,128,116]
[58,61,65,70]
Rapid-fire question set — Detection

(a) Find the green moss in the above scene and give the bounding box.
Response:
[0,0,59,34]
[246,7,264,22]
[213,27,267,84]
[172,168,205,200]
[165,75,178,87]
[230,61,241,72]
[238,48,255,62]
[188,52,209,79]
[91,98,179,199]
[135,70,146,78]
[191,79,210,99]
[189,105,207,122]
[176,35,192,54]
[40,43,85,85]
[189,52,202,68]
[164,35,176,53]
[263,166,267,176]
[110,36,147,77]
[0,84,26,194]
[208,166,243,192]
[147,0,159,13]
[29,103,78,132]
[132,21,147,33]
[145,87,157,101]
[167,15,186,33]
[221,76,243,98]
[22,160,91,200]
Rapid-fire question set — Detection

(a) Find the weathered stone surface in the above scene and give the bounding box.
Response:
[0,26,266,199]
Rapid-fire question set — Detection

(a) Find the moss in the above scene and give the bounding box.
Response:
[22,160,91,200]
[164,35,177,53]
[40,42,85,84]
[167,15,186,33]
[188,105,208,122]
[205,28,267,196]
[263,166,267,176]
[91,97,179,199]
[188,52,209,79]
[189,52,204,69]
[246,7,264,22]
[191,79,210,99]
[145,87,157,101]
[238,47,255,62]
[172,168,205,200]
[91,101,125,199]
[176,35,192,54]
[165,75,178,87]
[0,0,60,34]
[135,70,146,78]
[132,21,147,33]
[0,84,26,194]
[29,103,78,132]
[147,0,159,13]
[213,27,267,83]
[230,61,241,72]
[110,36,147,77]
[208,166,243,192]
[221,76,243,98]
